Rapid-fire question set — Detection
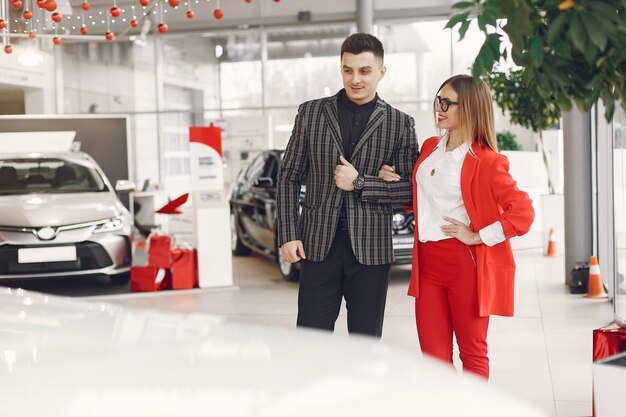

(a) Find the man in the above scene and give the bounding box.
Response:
[276,33,418,338]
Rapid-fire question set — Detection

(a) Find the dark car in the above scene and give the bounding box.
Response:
[229,150,414,281]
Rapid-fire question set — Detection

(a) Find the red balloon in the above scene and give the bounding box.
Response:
[81,1,90,10]
[273,0,280,2]
[157,23,168,33]
[139,0,149,6]
[51,12,62,22]
[168,0,179,7]
[213,7,223,19]
[245,0,252,3]
[105,31,114,41]
[4,45,13,54]
[0,20,5,29]
[36,0,47,8]
[110,6,121,17]
[53,37,62,45]
[186,10,194,19]
[12,1,23,10]
[130,20,138,27]
[23,10,33,19]
[80,26,88,35]
[44,0,57,11]
[27,31,36,39]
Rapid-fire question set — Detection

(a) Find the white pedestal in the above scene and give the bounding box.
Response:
[192,190,233,288]
[593,351,626,417]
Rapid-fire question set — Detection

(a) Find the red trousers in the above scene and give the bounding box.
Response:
[416,238,490,379]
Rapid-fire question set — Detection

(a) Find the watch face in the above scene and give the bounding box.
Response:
[354,177,364,189]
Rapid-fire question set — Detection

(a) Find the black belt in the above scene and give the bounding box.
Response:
[338,218,349,230]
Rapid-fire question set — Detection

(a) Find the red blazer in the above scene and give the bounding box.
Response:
[407,136,535,317]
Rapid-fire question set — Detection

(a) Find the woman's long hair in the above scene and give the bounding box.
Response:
[434,75,498,152]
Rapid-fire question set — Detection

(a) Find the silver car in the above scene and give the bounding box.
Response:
[0,152,133,284]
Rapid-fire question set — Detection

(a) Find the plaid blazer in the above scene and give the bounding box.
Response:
[277,91,418,265]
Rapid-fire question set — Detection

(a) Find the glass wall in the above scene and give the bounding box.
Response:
[613,107,626,321]
[62,18,535,192]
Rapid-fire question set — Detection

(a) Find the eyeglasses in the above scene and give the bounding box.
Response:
[435,95,459,112]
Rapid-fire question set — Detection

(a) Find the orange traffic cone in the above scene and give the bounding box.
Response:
[546,228,558,257]
[585,256,608,299]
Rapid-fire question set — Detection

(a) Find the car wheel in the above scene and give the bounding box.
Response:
[230,211,251,256]
[110,272,130,285]
[277,243,300,282]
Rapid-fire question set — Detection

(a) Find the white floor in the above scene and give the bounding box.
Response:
[95,248,614,417]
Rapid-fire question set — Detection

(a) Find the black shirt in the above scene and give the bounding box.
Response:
[337,89,378,160]
[337,89,378,220]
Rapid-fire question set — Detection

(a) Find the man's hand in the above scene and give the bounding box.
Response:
[378,165,400,182]
[334,155,359,191]
[280,240,306,263]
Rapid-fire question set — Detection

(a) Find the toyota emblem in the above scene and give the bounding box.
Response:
[36,227,57,240]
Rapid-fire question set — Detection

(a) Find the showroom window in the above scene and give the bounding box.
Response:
[265,27,348,108]
[613,107,626,321]
[62,16,532,194]
[218,33,263,110]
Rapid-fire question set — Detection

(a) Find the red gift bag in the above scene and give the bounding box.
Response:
[148,235,172,268]
[592,321,626,416]
[170,249,198,290]
[593,321,626,362]
[130,266,172,292]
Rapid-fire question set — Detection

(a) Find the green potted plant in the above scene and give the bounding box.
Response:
[486,67,560,194]
[496,131,522,151]
[445,0,626,121]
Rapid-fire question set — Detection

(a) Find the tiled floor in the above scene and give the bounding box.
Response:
[93,248,614,417]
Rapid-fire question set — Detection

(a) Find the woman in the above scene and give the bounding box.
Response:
[379,75,534,379]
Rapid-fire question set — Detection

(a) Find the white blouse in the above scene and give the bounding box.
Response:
[416,136,505,247]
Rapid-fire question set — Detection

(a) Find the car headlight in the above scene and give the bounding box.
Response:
[392,213,406,231]
[93,216,125,234]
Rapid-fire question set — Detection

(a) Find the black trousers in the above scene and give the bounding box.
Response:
[296,224,391,338]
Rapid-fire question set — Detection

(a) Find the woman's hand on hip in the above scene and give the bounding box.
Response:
[378,165,400,182]
[441,216,482,245]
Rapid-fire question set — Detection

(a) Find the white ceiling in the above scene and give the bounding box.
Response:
[1,0,452,41]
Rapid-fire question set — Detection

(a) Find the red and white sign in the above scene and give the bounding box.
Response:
[189,124,223,191]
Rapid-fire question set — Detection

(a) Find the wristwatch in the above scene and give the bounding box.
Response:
[353,174,365,191]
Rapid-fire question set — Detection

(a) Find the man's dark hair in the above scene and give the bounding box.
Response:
[340,33,384,62]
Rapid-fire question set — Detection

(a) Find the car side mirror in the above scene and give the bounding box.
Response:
[253,177,274,188]
[115,180,136,192]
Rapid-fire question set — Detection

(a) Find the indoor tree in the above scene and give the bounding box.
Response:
[446,0,626,121]
[486,67,561,193]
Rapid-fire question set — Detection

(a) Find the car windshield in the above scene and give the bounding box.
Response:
[0,157,108,195]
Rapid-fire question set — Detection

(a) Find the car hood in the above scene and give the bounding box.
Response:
[0,288,547,417]
[0,192,124,227]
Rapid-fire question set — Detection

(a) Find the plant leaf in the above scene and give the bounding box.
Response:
[568,13,587,52]
[458,19,472,40]
[542,62,569,86]
[530,37,545,65]
[580,13,608,51]
[444,11,470,29]
[451,1,474,10]
[553,40,572,57]
[588,2,620,25]
[556,93,573,111]
[602,88,615,120]
[547,12,568,45]
[477,15,487,31]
